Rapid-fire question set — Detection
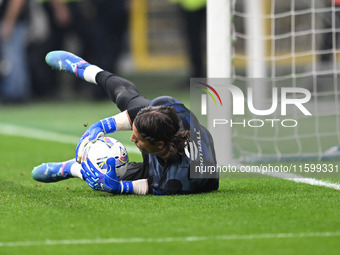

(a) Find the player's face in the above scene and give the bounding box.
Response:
[130,124,164,154]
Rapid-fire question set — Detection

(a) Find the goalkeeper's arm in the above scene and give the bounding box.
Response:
[76,105,146,163]
[111,106,145,130]
[76,110,135,163]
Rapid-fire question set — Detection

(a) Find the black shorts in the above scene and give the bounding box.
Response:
[121,155,149,181]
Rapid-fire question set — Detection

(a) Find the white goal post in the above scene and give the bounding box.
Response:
[207,0,340,164]
[207,0,233,164]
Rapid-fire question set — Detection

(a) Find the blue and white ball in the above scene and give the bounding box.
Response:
[82,136,128,180]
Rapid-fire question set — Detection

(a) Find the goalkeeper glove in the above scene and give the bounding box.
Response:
[81,157,133,194]
[76,117,117,163]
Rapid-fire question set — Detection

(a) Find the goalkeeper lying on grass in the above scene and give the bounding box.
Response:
[32,51,219,195]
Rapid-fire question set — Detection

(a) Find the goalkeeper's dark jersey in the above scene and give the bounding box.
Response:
[96,71,218,195]
[144,96,219,195]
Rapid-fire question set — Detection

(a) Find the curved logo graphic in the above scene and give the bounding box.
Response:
[197,82,222,115]
[103,137,115,147]
[197,82,223,106]
[184,141,198,160]
[119,146,128,164]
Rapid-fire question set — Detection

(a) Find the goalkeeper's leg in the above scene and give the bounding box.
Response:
[95,71,150,111]
[45,50,150,111]
[32,159,83,183]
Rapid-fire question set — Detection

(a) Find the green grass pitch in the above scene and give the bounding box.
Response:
[0,81,340,254]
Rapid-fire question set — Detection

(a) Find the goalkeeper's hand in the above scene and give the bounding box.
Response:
[76,117,117,163]
[81,157,133,194]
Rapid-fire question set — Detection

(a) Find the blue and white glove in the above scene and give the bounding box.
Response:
[76,117,117,163]
[81,157,133,194]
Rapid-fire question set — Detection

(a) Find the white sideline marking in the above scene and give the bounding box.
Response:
[232,162,340,190]
[261,171,340,190]
[287,178,340,190]
[231,162,340,190]
[0,123,140,154]
[0,231,339,247]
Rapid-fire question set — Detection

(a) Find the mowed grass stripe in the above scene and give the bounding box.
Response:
[1,231,340,247]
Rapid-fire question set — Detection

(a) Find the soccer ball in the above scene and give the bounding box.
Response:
[82,136,129,180]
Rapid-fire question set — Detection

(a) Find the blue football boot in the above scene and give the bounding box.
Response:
[32,159,75,183]
[45,50,90,80]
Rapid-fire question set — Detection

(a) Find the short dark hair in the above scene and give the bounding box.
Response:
[134,105,189,160]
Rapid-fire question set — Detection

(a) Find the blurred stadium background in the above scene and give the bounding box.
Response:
[1,1,340,254]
